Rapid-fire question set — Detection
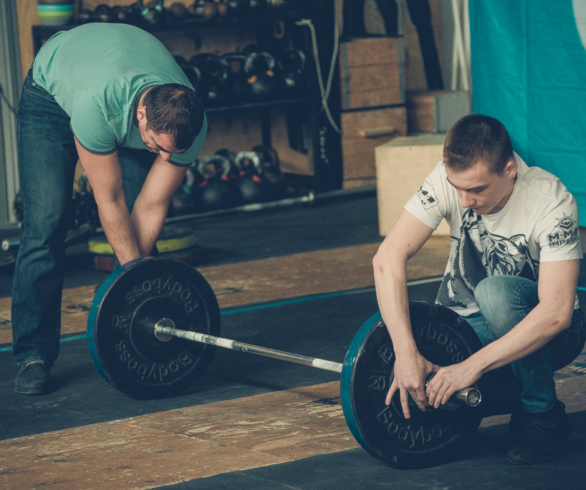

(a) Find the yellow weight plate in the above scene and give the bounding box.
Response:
[88,227,196,256]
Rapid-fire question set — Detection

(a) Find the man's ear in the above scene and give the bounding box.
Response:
[505,158,517,179]
[137,105,147,122]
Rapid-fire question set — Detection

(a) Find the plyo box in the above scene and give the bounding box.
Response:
[375,134,450,236]
[407,90,471,133]
[342,105,407,187]
[339,37,405,110]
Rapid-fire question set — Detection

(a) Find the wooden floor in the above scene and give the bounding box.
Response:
[0,237,450,345]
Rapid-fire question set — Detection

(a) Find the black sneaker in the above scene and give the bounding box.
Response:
[14,362,51,395]
[506,401,572,465]
[508,410,523,442]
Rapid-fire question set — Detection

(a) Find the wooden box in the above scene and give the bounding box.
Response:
[407,90,471,133]
[342,105,407,186]
[339,37,405,110]
[375,134,450,236]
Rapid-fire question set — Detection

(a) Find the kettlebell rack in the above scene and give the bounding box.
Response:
[31,2,343,192]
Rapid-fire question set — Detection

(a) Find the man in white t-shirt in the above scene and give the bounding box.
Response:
[373,114,586,465]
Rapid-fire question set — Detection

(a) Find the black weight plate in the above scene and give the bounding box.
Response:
[88,257,220,399]
[342,303,486,469]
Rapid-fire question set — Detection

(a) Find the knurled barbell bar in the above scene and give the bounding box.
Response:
[87,257,509,469]
[151,318,482,408]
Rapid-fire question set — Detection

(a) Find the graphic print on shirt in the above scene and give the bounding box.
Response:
[437,209,537,310]
[415,185,439,210]
[547,213,579,248]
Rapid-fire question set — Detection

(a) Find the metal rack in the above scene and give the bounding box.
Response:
[31,3,343,192]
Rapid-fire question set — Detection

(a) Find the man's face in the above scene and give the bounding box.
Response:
[137,116,184,162]
[444,160,517,215]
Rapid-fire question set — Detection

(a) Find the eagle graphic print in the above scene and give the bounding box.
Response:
[436,209,538,311]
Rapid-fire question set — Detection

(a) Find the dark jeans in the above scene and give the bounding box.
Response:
[465,275,586,413]
[12,70,155,368]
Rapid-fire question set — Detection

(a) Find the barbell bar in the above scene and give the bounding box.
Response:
[152,317,481,407]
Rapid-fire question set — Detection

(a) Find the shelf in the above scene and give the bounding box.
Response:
[205,96,316,114]
[32,10,308,38]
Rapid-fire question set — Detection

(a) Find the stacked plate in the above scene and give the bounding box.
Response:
[37,0,74,26]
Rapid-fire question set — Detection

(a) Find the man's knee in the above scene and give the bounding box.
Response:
[474,275,538,340]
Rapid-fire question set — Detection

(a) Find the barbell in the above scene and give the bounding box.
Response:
[87,257,515,469]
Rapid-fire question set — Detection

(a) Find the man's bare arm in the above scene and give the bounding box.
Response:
[75,138,141,264]
[373,209,435,418]
[131,155,189,256]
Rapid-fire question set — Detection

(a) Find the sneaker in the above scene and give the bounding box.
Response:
[508,410,523,442]
[506,401,572,465]
[14,362,51,395]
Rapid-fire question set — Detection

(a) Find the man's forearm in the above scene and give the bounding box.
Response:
[98,198,142,264]
[373,253,418,355]
[467,302,574,376]
[131,198,169,257]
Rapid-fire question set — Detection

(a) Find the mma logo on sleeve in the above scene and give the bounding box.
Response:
[416,185,439,210]
[547,213,579,248]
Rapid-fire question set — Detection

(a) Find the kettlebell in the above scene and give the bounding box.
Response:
[244,50,277,101]
[78,8,92,23]
[111,6,136,23]
[171,160,204,216]
[136,0,166,25]
[189,54,230,105]
[93,4,113,22]
[168,2,188,21]
[251,145,286,201]
[226,0,245,15]
[235,151,269,204]
[198,155,239,211]
[223,54,248,103]
[248,0,266,12]
[277,47,308,97]
[266,0,290,9]
[216,0,229,16]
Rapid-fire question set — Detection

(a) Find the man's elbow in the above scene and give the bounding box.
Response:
[548,308,575,335]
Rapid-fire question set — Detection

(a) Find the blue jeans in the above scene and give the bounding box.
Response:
[464,275,586,413]
[12,70,156,368]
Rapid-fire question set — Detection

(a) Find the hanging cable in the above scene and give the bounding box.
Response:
[296,18,341,134]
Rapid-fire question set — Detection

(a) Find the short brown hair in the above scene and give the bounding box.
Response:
[443,114,514,174]
[144,84,204,150]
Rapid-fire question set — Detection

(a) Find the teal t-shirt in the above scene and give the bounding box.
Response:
[32,23,206,166]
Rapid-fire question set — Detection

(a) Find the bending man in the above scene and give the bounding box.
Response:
[13,23,206,395]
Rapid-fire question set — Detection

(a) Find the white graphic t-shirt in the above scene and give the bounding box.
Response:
[404,154,582,316]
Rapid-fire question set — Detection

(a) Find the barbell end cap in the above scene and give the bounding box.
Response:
[154,318,176,342]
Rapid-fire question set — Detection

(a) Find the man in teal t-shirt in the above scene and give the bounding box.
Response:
[12,23,207,395]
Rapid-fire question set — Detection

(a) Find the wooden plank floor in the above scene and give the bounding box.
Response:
[0,237,451,345]
[1,374,585,490]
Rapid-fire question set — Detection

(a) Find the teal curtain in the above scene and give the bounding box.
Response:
[470,0,586,224]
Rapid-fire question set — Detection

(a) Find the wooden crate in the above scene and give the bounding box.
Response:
[342,105,407,182]
[375,134,450,236]
[339,37,405,110]
[407,90,471,133]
